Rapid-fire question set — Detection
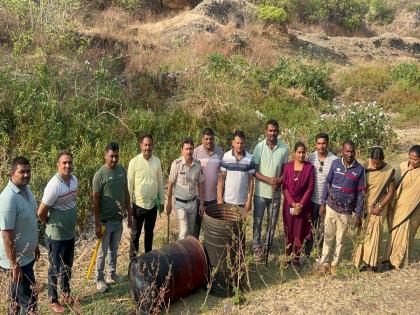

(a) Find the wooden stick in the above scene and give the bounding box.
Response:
[86,225,106,279]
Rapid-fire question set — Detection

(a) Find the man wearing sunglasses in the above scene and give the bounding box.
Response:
[306,133,337,257]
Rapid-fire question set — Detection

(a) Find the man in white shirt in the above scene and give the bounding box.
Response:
[217,131,255,211]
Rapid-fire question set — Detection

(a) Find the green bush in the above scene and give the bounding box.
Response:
[368,0,395,24]
[288,0,369,31]
[268,58,333,101]
[315,101,396,152]
[391,62,420,89]
[258,5,288,24]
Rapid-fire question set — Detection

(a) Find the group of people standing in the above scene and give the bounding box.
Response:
[0,119,419,314]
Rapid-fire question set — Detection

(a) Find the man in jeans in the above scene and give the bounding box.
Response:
[306,133,337,257]
[252,120,288,261]
[218,131,255,211]
[319,141,364,275]
[193,128,224,238]
[167,138,205,240]
[0,157,40,314]
[128,135,164,257]
[38,151,78,313]
[93,143,131,293]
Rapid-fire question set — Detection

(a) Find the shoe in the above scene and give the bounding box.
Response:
[107,274,121,284]
[96,280,109,293]
[359,263,368,272]
[381,261,394,271]
[48,302,65,313]
[330,265,338,276]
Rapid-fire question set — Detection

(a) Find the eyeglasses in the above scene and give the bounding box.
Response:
[318,160,324,173]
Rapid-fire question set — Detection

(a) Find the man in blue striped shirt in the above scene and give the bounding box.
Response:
[319,141,365,275]
[217,131,255,211]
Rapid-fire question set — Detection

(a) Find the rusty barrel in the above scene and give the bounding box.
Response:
[202,203,245,297]
[128,236,208,313]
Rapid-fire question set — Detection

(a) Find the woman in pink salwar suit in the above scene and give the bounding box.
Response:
[282,142,314,265]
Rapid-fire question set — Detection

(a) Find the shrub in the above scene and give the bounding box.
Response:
[315,101,396,152]
[335,64,392,101]
[268,58,333,101]
[391,62,420,89]
[368,0,395,24]
[288,0,369,31]
[258,5,288,24]
[207,53,233,74]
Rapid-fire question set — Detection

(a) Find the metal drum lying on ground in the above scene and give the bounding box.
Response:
[128,236,208,313]
[202,203,245,297]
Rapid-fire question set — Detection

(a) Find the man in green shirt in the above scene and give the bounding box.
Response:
[252,119,289,261]
[92,143,132,293]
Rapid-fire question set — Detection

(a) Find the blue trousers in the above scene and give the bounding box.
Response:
[3,259,37,314]
[45,236,75,303]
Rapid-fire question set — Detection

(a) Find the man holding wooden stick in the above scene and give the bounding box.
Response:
[93,143,131,293]
[252,120,288,262]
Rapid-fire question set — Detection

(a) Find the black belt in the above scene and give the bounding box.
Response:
[176,197,196,203]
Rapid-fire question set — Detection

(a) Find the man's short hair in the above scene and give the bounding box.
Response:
[105,142,119,152]
[233,130,245,140]
[343,140,355,148]
[57,150,73,162]
[266,119,279,129]
[409,144,420,156]
[11,156,30,172]
[181,137,194,148]
[315,132,329,143]
[140,134,153,143]
[202,128,215,137]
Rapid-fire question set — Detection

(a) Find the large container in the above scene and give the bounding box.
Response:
[202,203,245,297]
[128,236,208,313]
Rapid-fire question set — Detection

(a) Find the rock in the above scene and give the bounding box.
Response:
[228,33,248,51]
[194,0,253,27]
[162,0,201,10]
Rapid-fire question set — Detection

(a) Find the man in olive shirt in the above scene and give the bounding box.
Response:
[0,157,39,314]
[127,134,164,258]
[38,151,78,313]
[167,138,205,240]
[93,143,131,293]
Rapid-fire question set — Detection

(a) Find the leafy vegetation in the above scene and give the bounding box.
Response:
[336,62,420,128]
[368,0,396,24]
[258,5,288,24]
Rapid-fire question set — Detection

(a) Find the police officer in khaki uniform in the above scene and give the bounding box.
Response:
[166,138,205,239]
